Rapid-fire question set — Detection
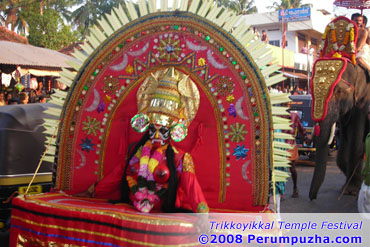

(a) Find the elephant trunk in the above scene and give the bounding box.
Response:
[309,124,332,200]
[309,103,339,200]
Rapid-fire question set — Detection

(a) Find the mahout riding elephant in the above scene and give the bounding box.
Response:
[309,61,370,200]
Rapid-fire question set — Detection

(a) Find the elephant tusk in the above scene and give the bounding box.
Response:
[328,122,336,145]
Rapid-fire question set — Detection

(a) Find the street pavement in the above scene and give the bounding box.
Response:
[281,150,358,213]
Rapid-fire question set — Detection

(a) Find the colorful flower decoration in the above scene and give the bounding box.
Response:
[126,176,137,188]
[131,113,150,133]
[226,94,235,103]
[97,101,106,113]
[125,64,134,74]
[101,76,120,95]
[82,116,101,136]
[228,123,248,143]
[198,57,206,66]
[104,95,111,103]
[320,21,356,63]
[233,144,249,160]
[157,37,182,61]
[80,137,95,153]
[215,77,235,96]
[171,123,188,142]
[228,104,236,117]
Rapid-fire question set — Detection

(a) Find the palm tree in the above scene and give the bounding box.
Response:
[217,0,257,15]
[269,0,310,10]
[0,0,28,32]
[70,0,115,36]
[39,0,73,20]
[0,12,5,26]
[240,0,257,14]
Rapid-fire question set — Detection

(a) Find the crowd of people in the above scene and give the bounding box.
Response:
[252,27,269,43]
[269,85,309,95]
[0,81,47,106]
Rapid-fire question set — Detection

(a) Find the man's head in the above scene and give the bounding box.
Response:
[6,93,12,101]
[39,95,46,103]
[19,92,29,104]
[352,13,364,28]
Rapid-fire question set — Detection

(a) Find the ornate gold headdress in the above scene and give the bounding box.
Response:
[131,67,200,142]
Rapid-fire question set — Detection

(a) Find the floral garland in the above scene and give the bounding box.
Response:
[320,22,356,64]
[127,141,168,187]
[126,140,168,212]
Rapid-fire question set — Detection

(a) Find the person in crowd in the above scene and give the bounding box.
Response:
[308,46,315,56]
[358,107,370,217]
[261,30,269,43]
[28,89,38,103]
[352,13,370,71]
[19,92,29,104]
[253,27,260,40]
[8,99,19,105]
[268,110,309,217]
[5,92,12,105]
[38,95,47,103]
[0,91,6,106]
[287,111,309,198]
[300,44,308,54]
[36,81,44,96]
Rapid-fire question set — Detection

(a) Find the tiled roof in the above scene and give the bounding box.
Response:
[0,26,28,44]
[0,40,79,68]
[58,42,84,56]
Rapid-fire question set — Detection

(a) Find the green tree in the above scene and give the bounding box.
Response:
[0,0,74,34]
[39,0,74,19]
[26,8,79,50]
[217,0,257,15]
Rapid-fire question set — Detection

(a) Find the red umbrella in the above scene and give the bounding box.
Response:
[334,0,370,14]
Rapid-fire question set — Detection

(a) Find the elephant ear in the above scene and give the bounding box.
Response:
[336,80,354,93]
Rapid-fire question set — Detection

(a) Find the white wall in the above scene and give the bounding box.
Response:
[264,28,297,52]
[241,9,332,53]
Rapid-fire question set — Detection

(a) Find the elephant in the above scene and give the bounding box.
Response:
[309,61,370,200]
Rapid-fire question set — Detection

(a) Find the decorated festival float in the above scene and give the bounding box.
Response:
[9,1,294,246]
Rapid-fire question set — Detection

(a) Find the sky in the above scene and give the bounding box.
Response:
[255,0,370,18]
[255,0,334,13]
